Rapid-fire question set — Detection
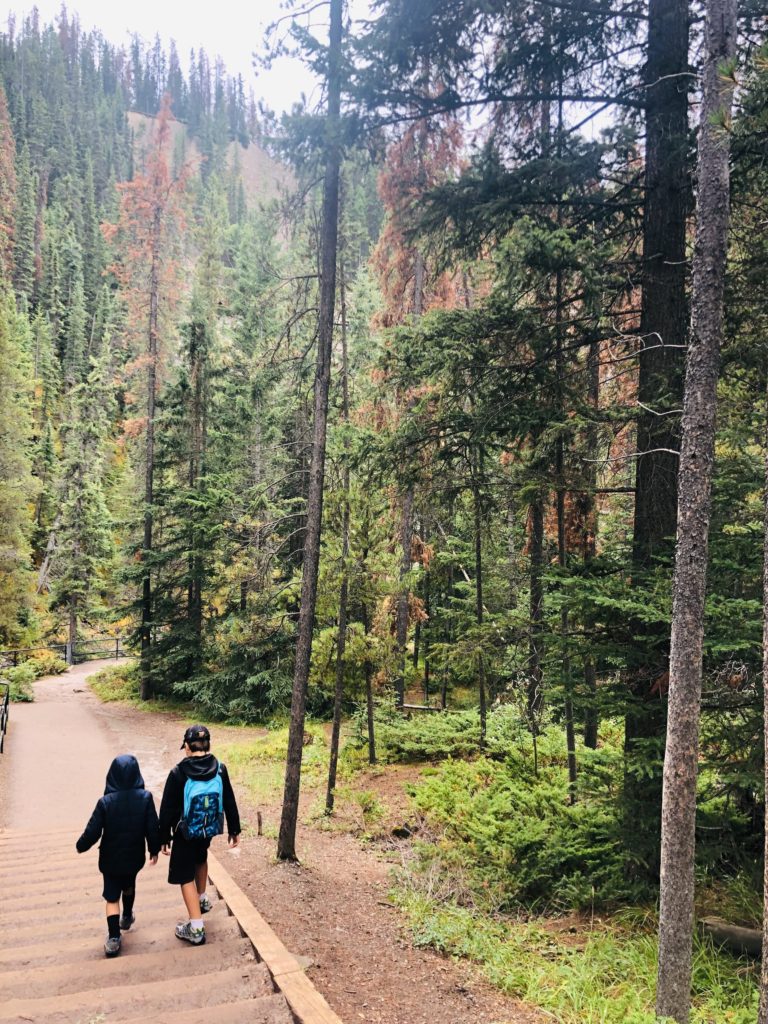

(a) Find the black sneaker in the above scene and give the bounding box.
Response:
[120,912,135,931]
[175,921,205,945]
[104,935,121,957]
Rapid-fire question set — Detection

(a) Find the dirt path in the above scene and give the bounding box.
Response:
[0,664,535,1024]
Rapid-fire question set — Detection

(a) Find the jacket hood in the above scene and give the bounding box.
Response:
[105,754,145,794]
[180,753,219,781]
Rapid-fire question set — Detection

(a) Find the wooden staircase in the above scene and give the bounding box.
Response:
[0,828,341,1024]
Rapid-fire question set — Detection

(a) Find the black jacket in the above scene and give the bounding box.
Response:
[76,755,161,876]
[158,754,241,845]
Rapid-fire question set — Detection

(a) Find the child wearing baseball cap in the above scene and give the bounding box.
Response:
[158,725,241,945]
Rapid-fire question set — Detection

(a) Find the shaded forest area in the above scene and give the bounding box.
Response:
[1,2,768,1021]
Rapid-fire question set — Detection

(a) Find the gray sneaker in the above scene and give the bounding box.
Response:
[199,894,213,914]
[175,921,205,945]
[104,934,121,957]
[120,912,135,931]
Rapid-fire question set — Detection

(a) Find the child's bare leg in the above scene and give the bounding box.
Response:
[106,900,120,918]
[181,881,201,919]
[195,861,208,895]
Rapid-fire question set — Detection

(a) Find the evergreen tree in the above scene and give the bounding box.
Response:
[52,353,115,653]
[0,291,36,643]
[0,82,16,280]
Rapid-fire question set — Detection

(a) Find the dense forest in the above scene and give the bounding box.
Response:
[1,2,768,1020]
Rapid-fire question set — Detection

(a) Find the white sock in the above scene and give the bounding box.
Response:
[198,891,207,901]
[190,918,204,931]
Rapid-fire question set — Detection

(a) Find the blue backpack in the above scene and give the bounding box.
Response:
[179,764,224,840]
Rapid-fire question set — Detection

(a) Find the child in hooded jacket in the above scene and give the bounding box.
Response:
[76,754,161,957]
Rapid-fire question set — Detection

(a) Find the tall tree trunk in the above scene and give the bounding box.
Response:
[277,0,343,862]
[656,1,736,1017]
[362,599,377,765]
[68,594,77,665]
[507,485,518,610]
[326,257,350,814]
[394,489,413,708]
[625,0,691,858]
[140,207,161,702]
[423,556,431,703]
[473,467,487,748]
[583,339,600,749]
[760,379,768,1024]
[187,324,205,676]
[528,490,545,728]
[394,250,426,708]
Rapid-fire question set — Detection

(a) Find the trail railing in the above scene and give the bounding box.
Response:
[0,682,9,753]
[0,636,127,670]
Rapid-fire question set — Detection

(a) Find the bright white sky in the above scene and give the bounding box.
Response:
[6,2,368,113]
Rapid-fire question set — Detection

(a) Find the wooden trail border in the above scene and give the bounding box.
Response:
[208,850,344,1024]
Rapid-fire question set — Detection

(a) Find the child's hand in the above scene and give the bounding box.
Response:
[150,854,158,866]
[162,844,171,856]
[228,834,240,848]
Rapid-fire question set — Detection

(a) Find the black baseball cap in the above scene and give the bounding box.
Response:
[181,724,210,749]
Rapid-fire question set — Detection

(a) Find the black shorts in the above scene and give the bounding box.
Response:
[102,872,137,902]
[167,834,211,885]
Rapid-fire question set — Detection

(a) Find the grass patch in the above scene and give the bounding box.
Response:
[89,663,141,703]
[394,890,757,1024]
[217,721,330,807]
[88,662,193,715]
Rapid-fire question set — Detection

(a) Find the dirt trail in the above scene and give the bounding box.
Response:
[0,663,535,1024]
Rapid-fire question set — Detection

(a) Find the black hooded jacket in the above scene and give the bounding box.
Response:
[158,753,240,845]
[76,755,161,875]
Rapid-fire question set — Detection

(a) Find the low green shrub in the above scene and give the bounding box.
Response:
[406,751,641,912]
[89,663,141,702]
[347,703,562,766]
[1,662,36,701]
[27,652,68,677]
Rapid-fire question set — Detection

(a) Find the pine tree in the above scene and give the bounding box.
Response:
[0,291,36,643]
[656,0,737,1017]
[278,0,344,862]
[0,82,16,280]
[52,353,115,655]
[104,95,188,699]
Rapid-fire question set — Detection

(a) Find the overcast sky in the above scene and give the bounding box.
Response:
[7,2,365,113]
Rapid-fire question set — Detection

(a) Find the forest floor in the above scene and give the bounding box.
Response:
[0,661,537,1024]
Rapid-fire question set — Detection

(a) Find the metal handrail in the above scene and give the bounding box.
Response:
[0,682,9,754]
[0,636,127,668]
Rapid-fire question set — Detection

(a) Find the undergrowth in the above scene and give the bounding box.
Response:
[393,890,757,1024]
[88,661,187,715]
[1,652,68,701]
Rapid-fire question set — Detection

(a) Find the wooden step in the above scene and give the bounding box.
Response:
[0,901,235,950]
[0,962,274,1022]
[0,887,186,921]
[0,937,257,998]
[115,994,295,1024]
[0,916,243,972]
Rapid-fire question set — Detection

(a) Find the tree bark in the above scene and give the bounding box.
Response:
[760,388,768,1017]
[394,487,414,708]
[277,0,343,861]
[656,1,736,1018]
[140,203,162,702]
[326,257,350,814]
[584,339,600,749]
[528,490,545,726]
[625,0,691,859]
[473,463,486,749]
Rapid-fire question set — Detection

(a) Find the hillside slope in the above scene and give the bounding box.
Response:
[128,111,293,205]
